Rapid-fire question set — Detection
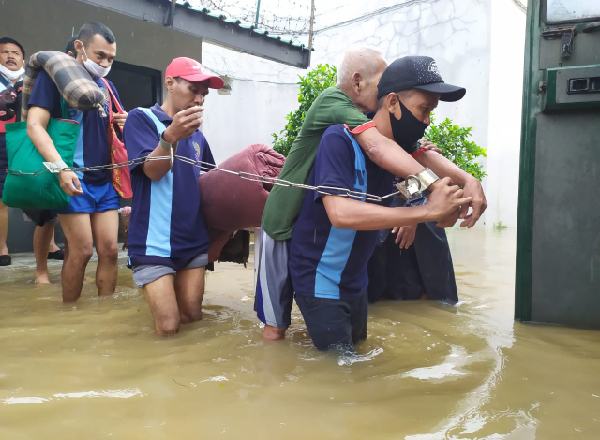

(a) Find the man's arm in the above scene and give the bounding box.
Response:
[355,127,487,227]
[26,106,82,196]
[323,177,470,230]
[415,147,487,228]
[355,127,425,177]
[141,106,203,181]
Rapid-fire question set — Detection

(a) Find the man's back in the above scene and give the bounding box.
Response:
[261,87,369,241]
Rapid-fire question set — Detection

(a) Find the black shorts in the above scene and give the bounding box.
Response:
[22,209,57,227]
[295,293,368,351]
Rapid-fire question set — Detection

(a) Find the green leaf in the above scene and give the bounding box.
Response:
[271,64,338,157]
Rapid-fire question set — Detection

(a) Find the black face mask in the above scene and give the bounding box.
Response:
[389,99,428,153]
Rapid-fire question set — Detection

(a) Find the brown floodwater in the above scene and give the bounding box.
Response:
[0,228,599,439]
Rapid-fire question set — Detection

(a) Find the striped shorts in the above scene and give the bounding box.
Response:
[254,229,293,328]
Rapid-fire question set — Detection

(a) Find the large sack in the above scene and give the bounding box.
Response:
[199,144,285,262]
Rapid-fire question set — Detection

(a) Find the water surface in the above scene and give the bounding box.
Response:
[1,229,599,439]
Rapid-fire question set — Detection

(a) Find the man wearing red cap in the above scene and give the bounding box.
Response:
[123,57,223,336]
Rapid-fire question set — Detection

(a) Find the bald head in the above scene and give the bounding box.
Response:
[337,47,387,113]
[337,48,386,88]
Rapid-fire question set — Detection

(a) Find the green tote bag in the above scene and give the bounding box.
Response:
[2,110,80,210]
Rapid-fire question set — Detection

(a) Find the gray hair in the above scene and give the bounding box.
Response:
[336,47,386,87]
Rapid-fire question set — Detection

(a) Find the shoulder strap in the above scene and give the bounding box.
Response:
[99,78,125,114]
[342,127,367,196]
[59,97,70,119]
[139,107,166,136]
[0,74,11,89]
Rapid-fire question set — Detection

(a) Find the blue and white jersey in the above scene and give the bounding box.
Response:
[289,124,394,300]
[124,104,215,269]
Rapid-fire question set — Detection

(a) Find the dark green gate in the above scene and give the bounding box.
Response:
[517,0,600,327]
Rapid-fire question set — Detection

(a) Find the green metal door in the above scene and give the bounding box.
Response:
[517,0,600,327]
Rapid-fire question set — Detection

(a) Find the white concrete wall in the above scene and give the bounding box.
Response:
[485,0,526,228]
[200,42,302,163]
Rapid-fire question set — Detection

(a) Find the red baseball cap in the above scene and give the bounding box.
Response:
[165,57,224,89]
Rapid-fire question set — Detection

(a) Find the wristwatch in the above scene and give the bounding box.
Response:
[159,132,177,151]
[43,159,69,174]
[158,133,176,167]
[396,168,440,199]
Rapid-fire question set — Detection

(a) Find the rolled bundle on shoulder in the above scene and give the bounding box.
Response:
[199,144,285,262]
[21,51,105,120]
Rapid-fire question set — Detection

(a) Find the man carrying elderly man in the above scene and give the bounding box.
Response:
[256,48,487,341]
[289,56,473,351]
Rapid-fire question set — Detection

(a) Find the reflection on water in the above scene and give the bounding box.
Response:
[1,229,599,439]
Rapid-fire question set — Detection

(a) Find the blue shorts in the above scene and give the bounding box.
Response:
[295,293,368,352]
[59,181,120,214]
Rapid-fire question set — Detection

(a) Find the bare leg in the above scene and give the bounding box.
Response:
[33,223,54,284]
[58,214,93,302]
[143,274,180,336]
[174,267,205,323]
[90,210,119,297]
[49,227,60,253]
[0,200,8,256]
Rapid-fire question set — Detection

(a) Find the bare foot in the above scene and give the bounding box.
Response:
[35,273,51,284]
[262,324,286,341]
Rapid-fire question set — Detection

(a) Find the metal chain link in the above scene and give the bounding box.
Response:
[4,154,400,202]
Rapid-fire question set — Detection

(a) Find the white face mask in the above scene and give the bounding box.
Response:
[81,46,111,78]
[0,64,24,82]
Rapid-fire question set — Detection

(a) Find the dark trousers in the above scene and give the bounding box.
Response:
[367,222,458,303]
[295,293,368,351]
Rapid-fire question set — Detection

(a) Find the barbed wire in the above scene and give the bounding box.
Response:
[187,0,310,37]
[4,154,400,203]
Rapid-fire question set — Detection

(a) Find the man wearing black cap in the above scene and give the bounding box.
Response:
[257,50,487,342]
[288,56,475,352]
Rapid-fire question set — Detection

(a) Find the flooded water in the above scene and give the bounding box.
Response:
[1,228,599,439]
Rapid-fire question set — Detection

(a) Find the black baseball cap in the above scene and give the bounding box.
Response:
[377,56,466,102]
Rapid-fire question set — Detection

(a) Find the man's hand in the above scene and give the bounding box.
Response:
[425,177,471,224]
[58,170,83,196]
[418,139,442,154]
[436,210,461,228]
[458,177,487,228]
[392,224,417,249]
[113,111,128,129]
[162,106,203,143]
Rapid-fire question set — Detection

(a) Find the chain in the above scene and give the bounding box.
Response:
[4,155,400,203]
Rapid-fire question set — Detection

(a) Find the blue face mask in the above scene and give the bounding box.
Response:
[389,99,428,153]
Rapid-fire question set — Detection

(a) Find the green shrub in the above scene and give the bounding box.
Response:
[272,64,337,156]
[425,115,487,180]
